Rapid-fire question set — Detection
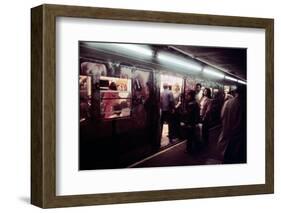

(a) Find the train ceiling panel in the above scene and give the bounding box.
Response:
[173,46,247,80]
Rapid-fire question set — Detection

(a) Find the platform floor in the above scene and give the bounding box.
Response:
[130,140,222,168]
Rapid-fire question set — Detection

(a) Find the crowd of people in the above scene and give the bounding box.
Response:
[160,82,246,164]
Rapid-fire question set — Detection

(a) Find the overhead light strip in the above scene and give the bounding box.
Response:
[225,76,238,82]
[203,66,224,78]
[157,52,202,72]
[238,80,247,85]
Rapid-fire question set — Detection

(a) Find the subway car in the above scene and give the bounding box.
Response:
[79,42,246,170]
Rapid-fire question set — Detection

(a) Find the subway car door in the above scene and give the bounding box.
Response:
[158,73,184,146]
[131,68,160,151]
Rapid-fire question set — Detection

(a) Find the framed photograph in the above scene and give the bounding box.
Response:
[31,4,274,208]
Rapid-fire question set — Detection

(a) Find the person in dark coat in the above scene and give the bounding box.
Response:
[202,89,225,145]
[160,83,175,142]
[183,90,200,153]
[217,85,247,163]
[144,82,160,149]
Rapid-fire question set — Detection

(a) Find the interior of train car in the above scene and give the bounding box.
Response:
[79,42,247,170]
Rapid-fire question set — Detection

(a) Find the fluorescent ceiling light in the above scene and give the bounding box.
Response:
[238,80,247,85]
[114,44,153,57]
[225,76,237,82]
[85,42,153,57]
[157,52,202,72]
[203,66,224,78]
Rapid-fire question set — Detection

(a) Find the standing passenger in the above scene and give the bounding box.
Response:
[200,88,212,144]
[224,91,234,102]
[183,90,200,153]
[195,83,203,103]
[202,90,224,145]
[171,83,182,141]
[204,90,225,128]
[144,82,159,149]
[200,88,212,120]
[160,83,175,142]
[217,85,247,163]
